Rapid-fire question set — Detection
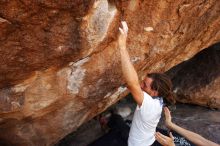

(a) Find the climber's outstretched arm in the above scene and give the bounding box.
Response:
[118,21,143,106]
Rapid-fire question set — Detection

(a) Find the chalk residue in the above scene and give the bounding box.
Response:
[105,86,127,100]
[144,27,154,32]
[82,0,117,51]
[67,57,90,94]
[131,56,141,63]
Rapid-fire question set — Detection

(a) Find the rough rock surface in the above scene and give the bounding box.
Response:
[167,43,220,109]
[0,0,220,145]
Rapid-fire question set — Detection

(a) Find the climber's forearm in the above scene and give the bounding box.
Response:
[120,47,139,87]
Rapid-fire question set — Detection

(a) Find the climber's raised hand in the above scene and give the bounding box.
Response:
[118,21,128,49]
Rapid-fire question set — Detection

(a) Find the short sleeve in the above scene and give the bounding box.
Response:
[137,91,154,117]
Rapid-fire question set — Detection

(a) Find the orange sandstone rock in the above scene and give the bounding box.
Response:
[0,0,220,145]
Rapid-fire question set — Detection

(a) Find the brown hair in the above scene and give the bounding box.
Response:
[147,73,176,105]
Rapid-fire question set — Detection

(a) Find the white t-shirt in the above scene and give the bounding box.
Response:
[128,91,163,146]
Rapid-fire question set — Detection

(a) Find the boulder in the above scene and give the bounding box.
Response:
[0,0,220,145]
[167,43,220,109]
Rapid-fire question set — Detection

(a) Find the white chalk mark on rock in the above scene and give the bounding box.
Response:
[144,27,154,32]
[67,57,90,94]
[131,56,141,63]
[81,0,118,55]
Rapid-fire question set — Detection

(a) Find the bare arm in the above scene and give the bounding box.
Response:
[164,107,220,146]
[118,21,143,106]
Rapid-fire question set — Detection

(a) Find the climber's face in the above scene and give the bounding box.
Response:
[141,77,158,97]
